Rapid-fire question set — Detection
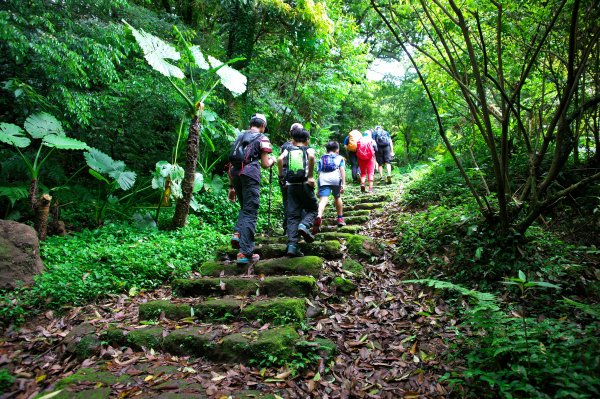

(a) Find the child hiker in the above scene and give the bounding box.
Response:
[312,141,346,233]
[277,128,318,257]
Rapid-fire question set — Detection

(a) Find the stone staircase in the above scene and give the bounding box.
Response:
[42,183,396,398]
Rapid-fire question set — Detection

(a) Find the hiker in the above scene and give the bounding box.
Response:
[228,113,276,265]
[372,125,394,184]
[343,129,362,184]
[279,122,304,235]
[356,129,377,193]
[277,128,318,257]
[313,141,346,234]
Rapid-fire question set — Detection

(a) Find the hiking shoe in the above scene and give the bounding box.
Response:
[386,175,392,184]
[230,232,240,249]
[337,217,346,227]
[286,244,304,257]
[311,216,322,234]
[236,252,260,265]
[368,189,374,194]
[360,185,366,193]
[298,223,315,243]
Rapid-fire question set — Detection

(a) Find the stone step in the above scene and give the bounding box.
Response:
[172,276,316,298]
[346,203,384,211]
[199,256,324,277]
[321,215,368,226]
[345,193,391,204]
[318,224,361,234]
[139,297,307,324]
[330,209,371,217]
[99,325,336,365]
[216,242,341,261]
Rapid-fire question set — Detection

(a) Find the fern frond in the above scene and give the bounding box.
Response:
[404,278,500,312]
[0,186,29,206]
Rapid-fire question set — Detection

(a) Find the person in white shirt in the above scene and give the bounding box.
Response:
[312,141,347,233]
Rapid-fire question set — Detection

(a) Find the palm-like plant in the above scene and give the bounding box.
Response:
[0,112,88,239]
[123,21,247,228]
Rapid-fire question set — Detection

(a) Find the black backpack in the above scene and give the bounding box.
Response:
[375,130,391,147]
[229,132,262,167]
[285,145,309,183]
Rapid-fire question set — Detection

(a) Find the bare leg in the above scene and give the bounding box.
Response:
[317,196,329,218]
[386,163,392,176]
[334,197,343,216]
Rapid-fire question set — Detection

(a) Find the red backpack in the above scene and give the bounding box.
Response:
[356,137,374,160]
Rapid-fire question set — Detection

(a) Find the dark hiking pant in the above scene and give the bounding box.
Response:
[286,182,318,244]
[232,174,260,255]
[348,151,360,182]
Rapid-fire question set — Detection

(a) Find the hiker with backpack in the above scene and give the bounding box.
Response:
[372,125,394,184]
[312,141,346,234]
[279,123,304,235]
[356,129,378,194]
[343,129,362,184]
[277,128,318,257]
[227,113,276,265]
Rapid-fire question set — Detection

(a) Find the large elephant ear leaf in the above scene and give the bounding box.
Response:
[84,148,117,174]
[43,135,89,150]
[190,46,210,70]
[24,112,65,138]
[109,170,137,191]
[207,56,247,97]
[0,123,31,148]
[123,21,184,79]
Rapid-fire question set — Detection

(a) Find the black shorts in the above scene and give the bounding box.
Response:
[375,145,392,164]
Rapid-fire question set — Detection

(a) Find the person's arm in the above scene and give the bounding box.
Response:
[277,151,286,181]
[339,163,346,193]
[307,150,316,187]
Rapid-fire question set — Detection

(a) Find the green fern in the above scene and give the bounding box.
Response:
[0,186,28,207]
[561,298,600,320]
[404,278,500,312]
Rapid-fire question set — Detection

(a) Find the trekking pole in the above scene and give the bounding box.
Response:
[267,165,273,235]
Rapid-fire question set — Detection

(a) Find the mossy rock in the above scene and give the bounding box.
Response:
[347,203,383,211]
[347,234,383,258]
[254,256,323,277]
[35,387,112,399]
[255,243,287,259]
[198,260,244,277]
[255,235,287,245]
[173,276,316,297]
[299,240,342,260]
[138,300,192,321]
[195,298,242,321]
[63,323,100,360]
[55,368,131,389]
[342,258,365,277]
[241,298,305,324]
[324,209,371,218]
[346,193,391,205]
[101,327,127,346]
[317,232,354,241]
[319,224,361,234]
[324,215,368,226]
[331,277,357,294]
[295,337,337,358]
[233,391,278,399]
[219,326,299,363]
[126,327,163,350]
[162,327,214,356]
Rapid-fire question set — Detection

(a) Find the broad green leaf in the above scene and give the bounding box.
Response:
[109,170,137,191]
[208,56,247,97]
[0,123,30,148]
[0,186,29,207]
[530,281,561,289]
[189,195,199,211]
[518,270,526,282]
[193,172,204,193]
[190,46,210,70]
[42,135,89,150]
[24,112,64,138]
[124,21,184,79]
[84,148,117,174]
[88,168,110,184]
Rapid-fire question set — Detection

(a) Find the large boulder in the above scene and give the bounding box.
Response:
[0,220,45,289]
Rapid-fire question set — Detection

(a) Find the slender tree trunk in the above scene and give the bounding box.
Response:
[172,116,200,228]
[35,194,52,241]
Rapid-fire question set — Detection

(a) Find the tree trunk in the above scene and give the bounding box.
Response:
[35,194,52,241]
[172,116,200,228]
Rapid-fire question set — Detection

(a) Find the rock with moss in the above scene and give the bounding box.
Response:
[320,224,362,234]
[347,234,383,258]
[347,203,383,211]
[241,298,305,324]
[126,327,163,350]
[55,368,131,390]
[254,256,323,276]
[63,323,101,359]
[162,327,214,357]
[295,337,337,358]
[342,258,365,277]
[198,260,244,277]
[173,276,316,298]
[298,240,342,260]
[195,298,242,321]
[219,326,299,363]
[346,193,391,205]
[138,300,192,321]
[324,215,369,226]
[101,327,127,346]
[35,387,112,399]
[317,232,354,241]
[331,277,357,293]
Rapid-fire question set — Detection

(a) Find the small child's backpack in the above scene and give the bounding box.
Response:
[319,153,340,173]
[229,132,262,167]
[346,130,362,152]
[375,130,391,147]
[286,145,309,183]
[356,137,374,160]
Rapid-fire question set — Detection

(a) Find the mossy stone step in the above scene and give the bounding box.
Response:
[326,209,371,217]
[172,276,316,297]
[322,215,368,226]
[346,203,384,211]
[319,224,362,234]
[139,297,306,323]
[101,325,335,365]
[345,193,391,204]
[199,256,323,277]
[347,234,384,258]
[217,242,341,261]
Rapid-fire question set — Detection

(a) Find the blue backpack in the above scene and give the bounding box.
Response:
[319,154,340,173]
[375,130,391,147]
